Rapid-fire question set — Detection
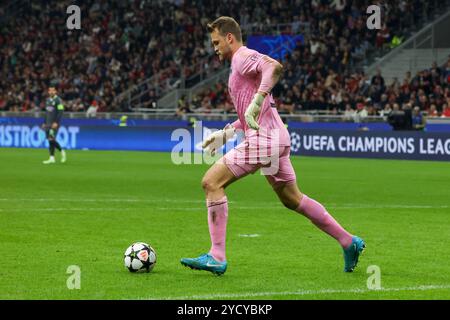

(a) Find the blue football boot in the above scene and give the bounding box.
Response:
[180,253,227,275]
[343,236,366,272]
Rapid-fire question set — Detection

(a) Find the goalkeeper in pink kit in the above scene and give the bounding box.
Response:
[181,17,365,275]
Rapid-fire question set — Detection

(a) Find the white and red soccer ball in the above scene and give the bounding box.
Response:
[124,242,157,273]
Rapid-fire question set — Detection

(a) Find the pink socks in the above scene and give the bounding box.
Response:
[206,194,351,262]
[296,195,353,249]
[207,196,228,262]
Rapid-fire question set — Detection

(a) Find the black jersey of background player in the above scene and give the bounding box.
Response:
[45,95,64,126]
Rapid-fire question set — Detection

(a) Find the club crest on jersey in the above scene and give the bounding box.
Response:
[250,53,259,62]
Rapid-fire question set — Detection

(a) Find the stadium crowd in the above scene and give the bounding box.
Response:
[185,58,450,119]
[0,0,448,118]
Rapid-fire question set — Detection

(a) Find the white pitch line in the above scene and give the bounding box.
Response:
[0,198,450,209]
[144,284,450,300]
[1,205,449,213]
[0,198,448,210]
[332,204,450,209]
[0,208,135,212]
[0,198,208,203]
[0,207,205,213]
[117,204,450,210]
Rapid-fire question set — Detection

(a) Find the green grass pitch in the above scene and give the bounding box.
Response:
[1,148,450,300]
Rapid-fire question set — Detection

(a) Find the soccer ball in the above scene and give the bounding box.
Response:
[124,242,157,273]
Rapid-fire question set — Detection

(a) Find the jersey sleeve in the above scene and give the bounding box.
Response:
[54,97,64,122]
[55,97,65,111]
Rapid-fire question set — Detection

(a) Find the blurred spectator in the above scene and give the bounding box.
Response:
[175,95,192,117]
[86,100,99,118]
[72,98,86,112]
[427,104,439,117]
[376,23,391,51]
[388,103,409,130]
[343,104,355,121]
[0,95,7,111]
[278,90,295,114]
[353,102,368,123]
[380,103,392,117]
[412,106,426,130]
[442,103,450,118]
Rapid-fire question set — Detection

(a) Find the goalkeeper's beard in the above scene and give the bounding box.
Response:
[217,48,232,62]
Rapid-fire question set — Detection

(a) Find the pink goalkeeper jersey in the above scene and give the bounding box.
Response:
[228,46,290,147]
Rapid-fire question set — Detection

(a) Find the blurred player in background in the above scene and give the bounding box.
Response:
[42,85,67,164]
[181,17,365,275]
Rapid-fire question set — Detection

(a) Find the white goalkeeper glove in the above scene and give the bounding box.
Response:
[244,92,265,130]
[202,124,236,156]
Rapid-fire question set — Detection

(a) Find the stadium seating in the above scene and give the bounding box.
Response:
[185,57,450,118]
[0,0,448,117]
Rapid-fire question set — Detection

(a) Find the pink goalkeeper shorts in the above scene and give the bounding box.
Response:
[218,139,297,187]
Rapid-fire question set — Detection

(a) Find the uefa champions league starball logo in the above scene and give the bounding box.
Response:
[290,132,301,152]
